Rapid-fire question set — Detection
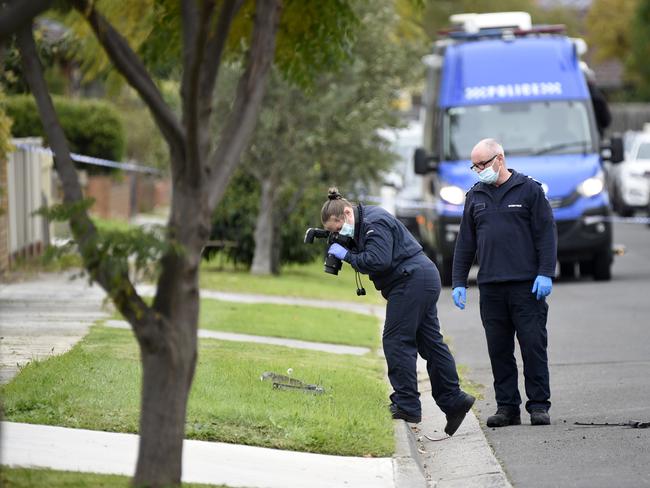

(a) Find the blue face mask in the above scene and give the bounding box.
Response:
[477,164,499,185]
[339,220,355,237]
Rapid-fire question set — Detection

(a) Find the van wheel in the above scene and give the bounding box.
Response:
[438,256,453,288]
[614,191,634,217]
[559,261,576,279]
[579,260,594,277]
[592,248,612,281]
[618,205,634,218]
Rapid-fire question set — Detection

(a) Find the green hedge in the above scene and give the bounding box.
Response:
[5,95,125,163]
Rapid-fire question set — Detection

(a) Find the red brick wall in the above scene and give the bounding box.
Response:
[85,175,132,220]
[154,179,171,208]
[84,175,170,221]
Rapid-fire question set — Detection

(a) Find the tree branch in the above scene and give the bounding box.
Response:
[72,0,185,164]
[207,0,282,211]
[180,0,215,185]
[15,22,162,350]
[198,0,244,121]
[0,0,52,42]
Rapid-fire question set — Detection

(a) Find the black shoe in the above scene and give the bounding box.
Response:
[530,409,551,425]
[487,407,521,427]
[444,392,476,436]
[389,404,421,423]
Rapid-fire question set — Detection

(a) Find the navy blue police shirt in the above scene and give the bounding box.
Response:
[343,204,422,291]
[452,169,557,288]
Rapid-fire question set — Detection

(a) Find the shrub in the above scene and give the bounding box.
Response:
[5,95,125,170]
[0,90,12,160]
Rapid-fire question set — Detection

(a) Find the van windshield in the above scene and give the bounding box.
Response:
[442,100,596,160]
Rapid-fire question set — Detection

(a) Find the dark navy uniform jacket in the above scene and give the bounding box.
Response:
[452,170,557,288]
[343,204,423,293]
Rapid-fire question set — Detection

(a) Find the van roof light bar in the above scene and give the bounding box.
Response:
[437,24,566,41]
[450,12,532,33]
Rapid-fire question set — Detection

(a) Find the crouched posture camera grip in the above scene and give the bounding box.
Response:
[303,227,353,275]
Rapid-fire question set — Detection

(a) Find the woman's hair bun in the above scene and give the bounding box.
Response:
[327,187,342,200]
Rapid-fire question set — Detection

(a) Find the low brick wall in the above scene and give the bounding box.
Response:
[84,175,170,220]
[85,174,132,220]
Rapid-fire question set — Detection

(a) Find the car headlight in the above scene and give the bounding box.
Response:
[577,172,604,197]
[440,185,465,205]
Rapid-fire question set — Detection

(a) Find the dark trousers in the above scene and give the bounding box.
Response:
[479,281,551,413]
[383,255,463,417]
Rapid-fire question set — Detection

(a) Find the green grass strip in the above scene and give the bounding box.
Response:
[0,467,224,488]
[1,326,394,457]
[200,259,383,304]
[198,299,380,348]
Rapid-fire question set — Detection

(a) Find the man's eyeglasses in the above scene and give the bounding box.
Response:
[470,153,499,172]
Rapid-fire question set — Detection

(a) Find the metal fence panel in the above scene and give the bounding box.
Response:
[6,139,53,255]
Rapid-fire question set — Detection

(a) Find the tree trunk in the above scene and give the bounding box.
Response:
[8,2,281,486]
[134,339,196,486]
[251,178,276,275]
[270,206,282,275]
[134,186,206,486]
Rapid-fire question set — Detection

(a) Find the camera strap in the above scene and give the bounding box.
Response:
[355,271,366,296]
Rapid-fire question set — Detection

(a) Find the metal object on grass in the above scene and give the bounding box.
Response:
[260,371,324,394]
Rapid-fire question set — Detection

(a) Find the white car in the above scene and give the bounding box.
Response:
[609,131,650,216]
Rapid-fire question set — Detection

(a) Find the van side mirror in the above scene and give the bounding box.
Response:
[601,135,624,164]
[414,147,438,175]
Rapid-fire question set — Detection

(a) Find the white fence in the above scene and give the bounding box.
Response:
[6,138,53,256]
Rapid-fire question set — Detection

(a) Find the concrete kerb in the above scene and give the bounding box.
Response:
[393,420,429,488]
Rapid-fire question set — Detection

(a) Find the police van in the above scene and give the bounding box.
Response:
[413,12,623,286]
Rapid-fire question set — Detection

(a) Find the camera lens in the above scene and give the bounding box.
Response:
[324,254,342,275]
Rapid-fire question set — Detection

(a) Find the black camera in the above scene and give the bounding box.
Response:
[304,228,353,275]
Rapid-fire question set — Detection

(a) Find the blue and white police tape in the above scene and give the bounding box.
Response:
[13,142,161,175]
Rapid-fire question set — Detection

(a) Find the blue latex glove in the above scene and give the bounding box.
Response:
[532,275,553,300]
[328,243,348,260]
[452,287,466,310]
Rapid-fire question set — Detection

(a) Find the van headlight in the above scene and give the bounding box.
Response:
[440,185,465,205]
[577,171,604,197]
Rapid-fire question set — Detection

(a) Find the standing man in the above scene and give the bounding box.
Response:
[452,139,557,427]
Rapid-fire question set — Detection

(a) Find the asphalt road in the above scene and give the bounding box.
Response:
[438,221,650,488]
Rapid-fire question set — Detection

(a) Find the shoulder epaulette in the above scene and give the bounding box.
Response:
[465,181,480,195]
[527,175,543,186]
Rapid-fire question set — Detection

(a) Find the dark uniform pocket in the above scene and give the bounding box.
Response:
[399,262,419,277]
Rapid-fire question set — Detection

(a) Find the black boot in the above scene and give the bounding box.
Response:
[444,392,476,436]
[487,407,521,427]
[530,409,550,425]
[389,403,421,423]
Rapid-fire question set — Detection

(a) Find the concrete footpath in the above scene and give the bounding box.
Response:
[1,422,394,488]
[0,274,510,487]
[0,273,108,385]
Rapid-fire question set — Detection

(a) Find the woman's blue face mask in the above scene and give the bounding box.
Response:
[339,220,354,237]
